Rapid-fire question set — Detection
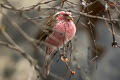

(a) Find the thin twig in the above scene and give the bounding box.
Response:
[1,3,119,22]
[0,12,36,43]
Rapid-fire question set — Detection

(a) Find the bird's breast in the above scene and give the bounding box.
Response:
[45,21,76,48]
[61,21,76,41]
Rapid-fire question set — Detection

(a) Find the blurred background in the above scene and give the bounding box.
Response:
[0,0,120,80]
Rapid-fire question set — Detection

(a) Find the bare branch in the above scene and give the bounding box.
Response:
[0,11,37,43]
[0,3,119,22]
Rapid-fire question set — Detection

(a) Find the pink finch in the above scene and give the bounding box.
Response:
[36,11,76,76]
[45,11,76,75]
[45,11,76,55]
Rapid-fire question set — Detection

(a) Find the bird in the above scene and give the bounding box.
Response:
[45,11,76,55]
[36,11,76,76]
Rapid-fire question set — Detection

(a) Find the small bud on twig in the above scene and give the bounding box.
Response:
[61,56,70,63]
[71,71,75,75]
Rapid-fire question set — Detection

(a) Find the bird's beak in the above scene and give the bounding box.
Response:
[66,15,73,21]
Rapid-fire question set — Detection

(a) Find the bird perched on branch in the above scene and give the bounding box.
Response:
[36,11,76,75]
[37,11,76,55]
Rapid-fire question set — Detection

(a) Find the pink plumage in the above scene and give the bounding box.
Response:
[45,11,76,55]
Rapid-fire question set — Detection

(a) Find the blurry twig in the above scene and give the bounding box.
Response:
[0,26,34,65]
[105,19,120,48]
[0,40,65,80]
[2,0,56,11]
[105,1,120,48]
[0,3,119,22]
[1,12,36,42]
[0,40,34,64]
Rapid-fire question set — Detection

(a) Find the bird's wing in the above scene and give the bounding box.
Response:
[36,14,57,43]
[36,28,53,41]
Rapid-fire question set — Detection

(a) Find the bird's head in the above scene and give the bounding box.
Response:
[55,11,73,21]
